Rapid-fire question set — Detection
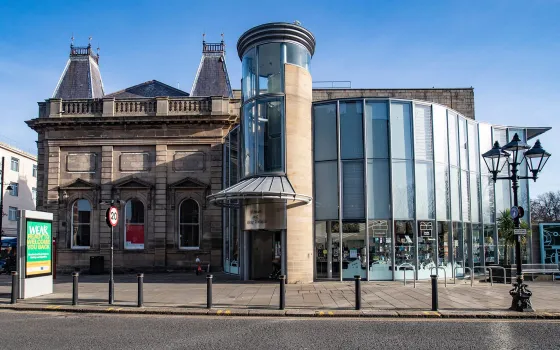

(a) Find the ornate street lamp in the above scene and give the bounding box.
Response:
[482,133,551,312]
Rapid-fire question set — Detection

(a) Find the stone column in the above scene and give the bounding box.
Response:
[154,145,167,267]
[46,145,61,244]
[284,64,314,284]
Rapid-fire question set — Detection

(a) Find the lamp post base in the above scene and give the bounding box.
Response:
[509,277,534,312]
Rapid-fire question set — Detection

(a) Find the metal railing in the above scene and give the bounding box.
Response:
[399,265,416,288]
[430,267,447,287]
[454,266,473,286]
[487,266,507,285]
[472,266,490,286]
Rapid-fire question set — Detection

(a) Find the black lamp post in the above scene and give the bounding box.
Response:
[482,133,551,312]
[0,157,14,241]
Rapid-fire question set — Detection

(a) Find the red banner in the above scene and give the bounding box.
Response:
[126,224,144,245]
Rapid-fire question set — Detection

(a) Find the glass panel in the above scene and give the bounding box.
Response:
[435,163,450,220]
[464,223,472,268]
[484,224,497,264]
[416,161,435,219]
[470,173,480,223]
[458,118,468,169]
[414,104,433,161]
[231,208,239,274]
[437,221,450,269]
[315,221,340,279]
[481,175,495,223]
[241,48,257,101]
[313,103,337,161]
[72,199,91,248]
[286,42,310,70]
[258,43,282,94]
[479,124,492,174]
[125,199,144,250]
[230,127,238,184]
[368,219,392,280]
[256,98,284,173]
[452,222,464,271]
[461,170,470,222]
[340,101,364,159]
[468,123,479,173]
[418,221,436,279]
[392,160,415,219]
[314,161,339,220]
[472,224,483,267]
[367,159,390,219]
[339,222,366,280]
[365,101,389,159]
[224,135,230,188]
[390,102,413,159]
[242,102,256,177]
[448,112,459,166]
[72,224,90,248]
[180,200,199,224]
[450,167,461,220]
[224,208,230,273]
[342,161,365,219]
[433,105,448,164]
[394,220,415,278]
[179,225,199,247]
[493,128,511,212]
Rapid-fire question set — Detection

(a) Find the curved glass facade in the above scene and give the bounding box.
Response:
[313,98,531,280]
[240,42,312,179]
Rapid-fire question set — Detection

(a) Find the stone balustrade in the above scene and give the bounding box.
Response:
[39,96,238,118]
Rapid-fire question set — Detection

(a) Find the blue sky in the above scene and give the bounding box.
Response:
[0,0,558,196]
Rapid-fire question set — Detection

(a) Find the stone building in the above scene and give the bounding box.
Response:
[27,41,239,272]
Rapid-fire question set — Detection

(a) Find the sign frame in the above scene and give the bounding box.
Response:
[106,206,119,227]
[514,228,527,235]
[24,218,53,279]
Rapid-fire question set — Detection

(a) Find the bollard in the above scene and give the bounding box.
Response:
[11,271,18,304]
[354,275,361,310]
[137,273,144,307]
[72,272,79,306]
[279,275,286,310]
[206,274,213,309]
[430,274,438,311]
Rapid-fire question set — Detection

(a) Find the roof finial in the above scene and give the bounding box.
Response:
[88,36,92,48]
[221,33,224,43]
[70,33,74,47]
[202,33,206,43]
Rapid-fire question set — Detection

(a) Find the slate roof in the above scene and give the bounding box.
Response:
[105,80,190,98]
[52,45,104,99]
[191,41,233,98]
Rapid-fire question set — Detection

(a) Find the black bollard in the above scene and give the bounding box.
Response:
[72,272,79,306]
[279,275,286,310]
[354,275,361,310]
[206,274,213,309]
[11,271,17,304]
[430,274,438,311]
[137,273,144,307]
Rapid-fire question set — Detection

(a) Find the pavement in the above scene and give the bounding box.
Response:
[1,272,560,319]
[1,311,560,349]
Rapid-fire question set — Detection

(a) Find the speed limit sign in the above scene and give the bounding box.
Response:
[106,206,118,227]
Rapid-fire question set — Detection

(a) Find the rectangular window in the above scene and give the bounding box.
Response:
[8,207,17,221]
[470,173,480,223]
[340,101,364,159]
[433,105,448,164]
[365,101,389,158]
[468,123,479,173]
[450,167,461,220]
[9,182,18,197]
[390,102,413,159]
[478,124,492,174]
[314,103,338,161]
[256,99,284,173]
[392,159,415,219]
[11,157,19,172]
[414,104,433,161]
[459,118,468,169]
[32,164,38,177]
[435,163,450,221]
[415,161,435,220]
[367,159,390,219]
[314,161,339,220]
[32,187,37,202]
[448,113,458,166]
[342,161,364,219]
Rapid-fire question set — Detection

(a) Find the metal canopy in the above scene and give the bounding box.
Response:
[207,175,312,207]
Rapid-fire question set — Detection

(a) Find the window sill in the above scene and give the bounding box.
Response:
[179,247,200,251]
[71,246,90,250]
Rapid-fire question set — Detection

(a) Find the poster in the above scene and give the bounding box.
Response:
[25,219,52,277]
[125,224,145,249]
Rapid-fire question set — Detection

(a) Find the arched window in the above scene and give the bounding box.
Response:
[71,199,91,249]
[124,199,145,250]
[179,199,200,249]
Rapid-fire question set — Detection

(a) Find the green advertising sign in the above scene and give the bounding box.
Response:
[26,219,52,277]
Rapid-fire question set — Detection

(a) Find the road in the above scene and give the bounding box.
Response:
[0,311,559,349]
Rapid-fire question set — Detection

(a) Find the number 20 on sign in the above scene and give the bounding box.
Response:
[106,206,119,227]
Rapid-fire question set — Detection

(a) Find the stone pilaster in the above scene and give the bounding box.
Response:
[46,145,61,244]
[154,144,167,267]
[99,146,113,251]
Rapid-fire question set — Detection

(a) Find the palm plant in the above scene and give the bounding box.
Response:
[497,209,531,265]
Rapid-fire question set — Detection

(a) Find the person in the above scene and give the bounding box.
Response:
[195,256,201,275]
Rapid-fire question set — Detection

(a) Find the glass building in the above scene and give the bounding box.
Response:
[210,22,550,282]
